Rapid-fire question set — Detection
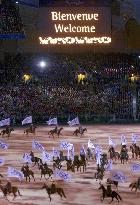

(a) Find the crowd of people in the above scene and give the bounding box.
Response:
[0,53,140,123]
[0,0,24,35]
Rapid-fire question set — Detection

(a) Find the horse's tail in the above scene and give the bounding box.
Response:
[18,189,22,196]
[117,193,122,201]
[61,189,66,198]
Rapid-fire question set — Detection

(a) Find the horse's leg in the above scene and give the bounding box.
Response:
[57,191,63,199]
[18,189,22,196]
[48,194,51,202]
[28,176,30,182]
[32,174,35,181]
[12,192,17,200]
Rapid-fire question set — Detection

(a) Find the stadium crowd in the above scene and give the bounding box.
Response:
[0,53,140,123]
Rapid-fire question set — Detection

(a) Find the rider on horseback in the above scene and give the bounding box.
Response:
[5,181,12,193]
[106,181,112,196]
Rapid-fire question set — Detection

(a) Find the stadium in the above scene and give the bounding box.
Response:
[0,0,140,204]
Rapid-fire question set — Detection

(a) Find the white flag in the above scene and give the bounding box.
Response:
[88,139,95,149]
[23,153,32,163]
[0,141,8,150]
[132,134,137,144]
[0,158,5,166]
[121,134,127,145]
[42,151,53,162]
[109,137,115,147]
[32,140,44,152]
[7,167,24,181]
[106,160,113,171]
[53,148,60,158]
[0,118,10,127]
[22,116,32,125]
[112,171,127,182]
[55,169,71,182]
[131,164,140,172]
[67,117,80,126]
[47,117,58,125]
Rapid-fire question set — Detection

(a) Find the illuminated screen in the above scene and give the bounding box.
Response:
[38,7,111,46]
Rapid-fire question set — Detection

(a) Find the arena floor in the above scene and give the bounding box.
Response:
[0,125,140,205]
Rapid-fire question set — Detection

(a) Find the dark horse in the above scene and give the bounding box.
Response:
[42,183,66,201]
[73,128,87,136]
[98,184,122,203]
[21,166,35,182]
[130,144,140,159]
[129,177,140,193]
[120,147,129,164]
[48,127,58,138]
[73,155,86,172]
[0,181,22,201]
[30,151,42,167]
[39,164,53,180]
[24,125,36,135]
[108,147,120,161]
[0,126,14,139]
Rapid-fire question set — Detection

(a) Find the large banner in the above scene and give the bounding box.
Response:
[38,7,111,46]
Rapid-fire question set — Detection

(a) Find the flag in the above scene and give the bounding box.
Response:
[23,153,32,163]
[0,141,8,150]
[106,160,112,171]
[109,137,115,147]
[46,117,58,125]
[95,146,102,155]
[131,164,140,172]
[0,118,10,127]
[60,142,74,160]
[7,167,24,181]
[121,134,127,145]
[32,140,44,152]
[22,116,32,125]
[132,134,137,144]
[42,151,53,162]
[111,171,127,182]
[88,139,95,149]
[53,148,60,158]
[80,146,86,156]
[55,169,71,182]
[67,117,80,126]
[95,146,102,166]
[0,158,5,166]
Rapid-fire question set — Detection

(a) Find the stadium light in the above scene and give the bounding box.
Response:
[16,1,19,4]
[39,61,47,68]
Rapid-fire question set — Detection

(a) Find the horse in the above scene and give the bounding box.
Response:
[130,144,140,159]
[53,158,62,170]
[120,148,129,164]
[108,147,120,161]
[66,159,75,172]
[42,183,66,201]
[24,125,36,135]
[48,127,58,138]
[30,151,42,167]
[98,184,122,203]
[0,182,22,201]
[0,127,14,139]
[95,165,105,181]
[39,164,53,180]
[73,128,87,136]
[73,155,86,172]
[21,166,35,182]
[129,177,140,193]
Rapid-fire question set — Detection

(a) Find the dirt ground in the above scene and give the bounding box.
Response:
[0,124,140,205]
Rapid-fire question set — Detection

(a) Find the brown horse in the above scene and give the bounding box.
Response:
[98,184,122,203]
[48,127,57,138]
[21,166,35,182]
[129,177,140,192]
[130,144,140,159]
[73,128,87,136]
[39,164,53,180]
[73,155,86,172]
[24,125,36,135]
[0,126,14,139]
[42,183,66,201]
[0,181,22,201]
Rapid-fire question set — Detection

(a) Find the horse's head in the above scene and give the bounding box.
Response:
[84,128,87,131]
[98,183,104,190]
